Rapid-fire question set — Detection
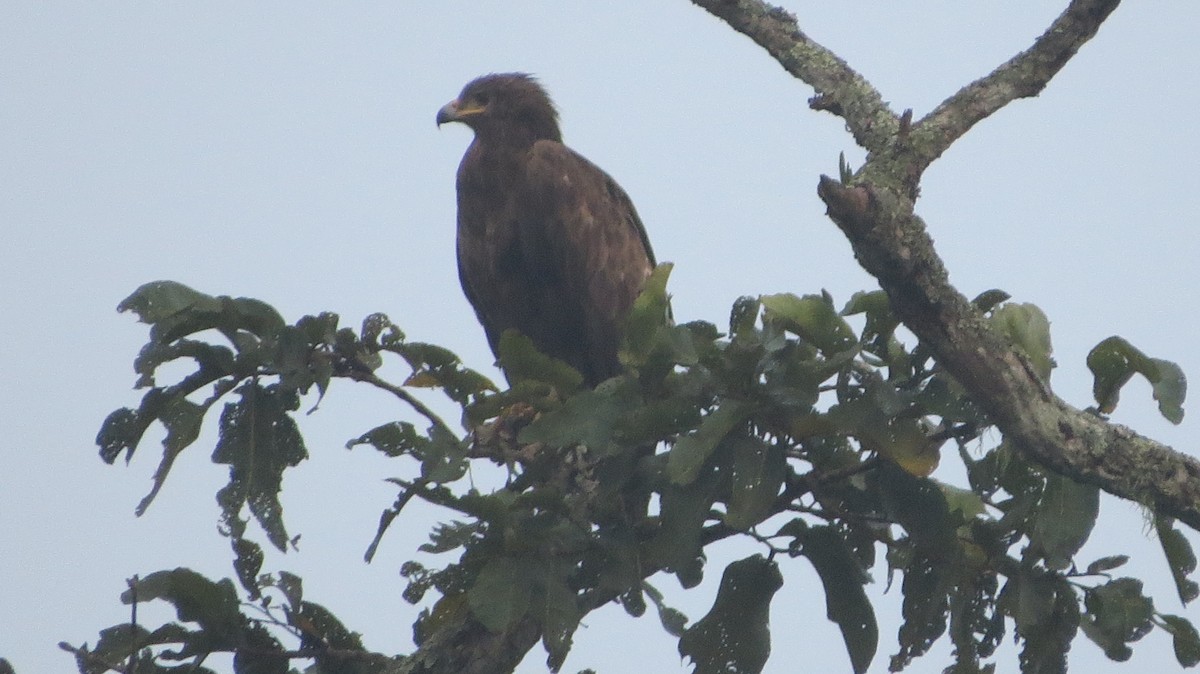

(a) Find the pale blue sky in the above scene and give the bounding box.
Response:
[3,3,1199,673]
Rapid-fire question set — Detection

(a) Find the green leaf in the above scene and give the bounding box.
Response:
[1081,577,1154,662]
[519,378,642,453]
[1029,474,1099,570]
[212,383,308,551]
[649,467,721,587]
[667,400,751,485]
[540,574,582,671]
[838,151,854,184]
[1150,358,1187,424]
[1160,614,1200,667]
[118,280,222,325]
[841,290,899,355]
[761,292,857,355]
[990,303,1053,381]
[119,281,286,348]
[1155,515,1200,605]
[938,482,987,520]
[1087,336,1187,423]
[1085,555,1130,575]
[999,572,1079,674]
[893,552,949,670]
[134,396,206,516]
[497,330,583,394]
[623,262,675,367]
[729,296,761,340]
[828,395,940,478]
[468,557,532,633]
[347,421,426,457]
[392,341,497,404]
[801,526,878,674]
[678,555,783,674]
[725,436,786,530]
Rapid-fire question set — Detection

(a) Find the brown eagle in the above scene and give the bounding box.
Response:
[437,73,656,386]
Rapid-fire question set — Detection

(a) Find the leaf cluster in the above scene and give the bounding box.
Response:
[76,278,1197,674]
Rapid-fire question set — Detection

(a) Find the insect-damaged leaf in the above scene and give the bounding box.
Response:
[1080,577,1153,662]
[213,382,308,551]
[1087,336,1187,423]
[679,555,783,674]
[1160,614,1200,667]
[725,435,786,530]
[1156,515,1200,605]
[801,526,878,674]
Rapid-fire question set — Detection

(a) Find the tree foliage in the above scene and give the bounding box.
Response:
[65,271,1196,674]
[51,1,1200,673]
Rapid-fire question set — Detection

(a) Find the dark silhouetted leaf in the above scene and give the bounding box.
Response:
[645,582,688,637]
[123,569,245,652]
[1086,555,1130,576]
[725,436,785,530]
[649,468,721,586]
[1160,614,1200,667]
[212,383,308,551]
[1081,577,1153,662]
[232,538,264,599]
[801,526,878,674]
[347,421,427,457]
[971,289,1012,314]
[668,401,751,485]
[541,574,582,672]
[1156,516,1200,605]
[679,555,783,674]
[1000,572,1078,674]
[285,600,375,673]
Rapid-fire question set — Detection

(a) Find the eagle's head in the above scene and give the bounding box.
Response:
[436,73,562,144]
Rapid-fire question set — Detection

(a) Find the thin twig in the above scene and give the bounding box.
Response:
[343,369,460,442]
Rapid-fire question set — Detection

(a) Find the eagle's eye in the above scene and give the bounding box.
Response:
[473,92,491,107]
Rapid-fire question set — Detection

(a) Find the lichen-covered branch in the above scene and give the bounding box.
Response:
[817,177,1200,530]
[691,0,1200,530]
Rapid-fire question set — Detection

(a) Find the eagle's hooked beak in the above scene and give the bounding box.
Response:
[436,99,485,127]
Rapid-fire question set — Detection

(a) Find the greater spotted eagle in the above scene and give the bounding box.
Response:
[437,73,656,386]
